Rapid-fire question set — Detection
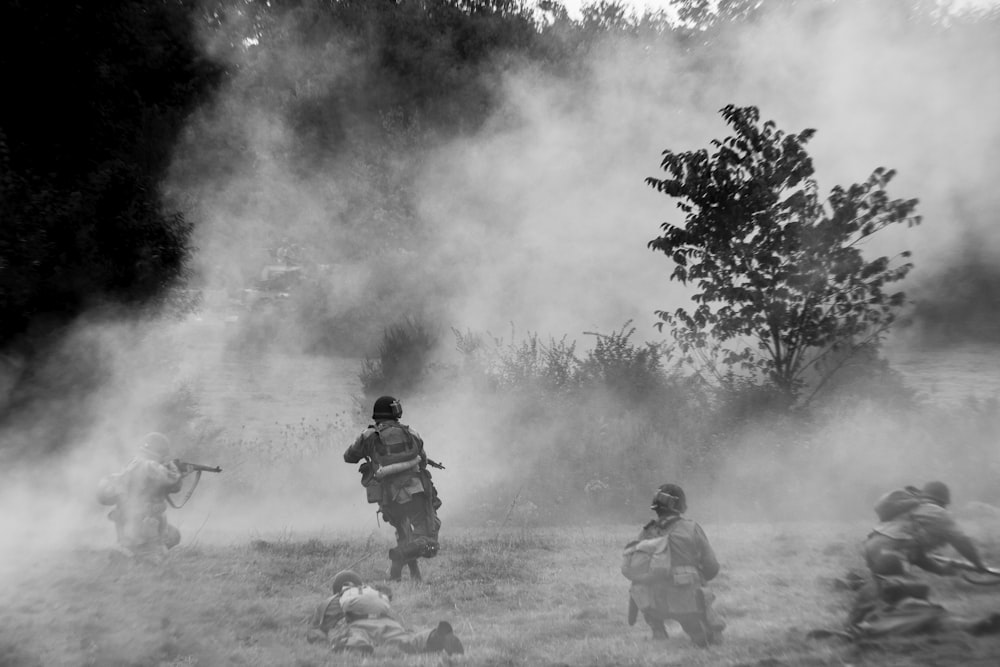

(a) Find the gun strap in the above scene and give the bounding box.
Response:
[167,470,202,509]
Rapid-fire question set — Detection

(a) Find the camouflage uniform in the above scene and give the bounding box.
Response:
[307,574,462,655]
[98,439,183,562]
[344,400,441,581]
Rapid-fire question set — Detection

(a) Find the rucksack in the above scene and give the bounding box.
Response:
[873,487,923,522]
[372,422,421,468]
[621,534,672,584]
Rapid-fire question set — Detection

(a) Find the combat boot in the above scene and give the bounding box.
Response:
[408,560,422,582]
[425,621,464,655]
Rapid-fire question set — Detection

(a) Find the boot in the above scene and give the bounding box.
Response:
[648,620,669,641]
[408,560,422,582]
[426,621,464,655]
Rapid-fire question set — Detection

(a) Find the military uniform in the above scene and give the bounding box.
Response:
[844,573,1000,638]
[344,398,441,581]
[98,444,183,562]
[629,513,726,646]
[307,574,462,655]
[865,486,986,576]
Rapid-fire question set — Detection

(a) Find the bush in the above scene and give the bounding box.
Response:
[359,317,440,398]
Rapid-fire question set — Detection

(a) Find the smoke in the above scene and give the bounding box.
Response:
[4,0,1000,574]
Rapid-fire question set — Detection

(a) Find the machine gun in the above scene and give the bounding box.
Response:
[928,554,1000,585]
[168,459,222,508]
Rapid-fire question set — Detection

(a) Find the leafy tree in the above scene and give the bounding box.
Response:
[646,105,920,405]
[0,0,224,352]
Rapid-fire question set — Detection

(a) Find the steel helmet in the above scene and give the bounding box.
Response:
[372,395,402,420]
[140,432,171,461]
[922,481,951,506]
[331,569,363,594]
[651,483,687,514]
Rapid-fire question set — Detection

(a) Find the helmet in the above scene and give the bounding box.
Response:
[140,432,171,461]
[372,395,403,420]
[331,569,363,594]
[922,481,951,506]
[651,483,687,514]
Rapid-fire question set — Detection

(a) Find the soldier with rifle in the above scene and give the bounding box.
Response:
[96,432,221,563]
[864,481,993,578]
[344,396,442,582]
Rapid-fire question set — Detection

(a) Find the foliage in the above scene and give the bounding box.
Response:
[0,0,224,350]
[360,317,441,398]
[647,105,920,405]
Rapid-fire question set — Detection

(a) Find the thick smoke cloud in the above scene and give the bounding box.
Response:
[5,1,1000,572]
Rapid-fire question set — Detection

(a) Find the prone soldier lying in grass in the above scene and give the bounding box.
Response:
[306,570,464,656]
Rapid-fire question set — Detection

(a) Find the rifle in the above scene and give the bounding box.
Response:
[426,458,445,470]
[928,554,1000,585]
[168,460,222,509]
[174,460,223,474]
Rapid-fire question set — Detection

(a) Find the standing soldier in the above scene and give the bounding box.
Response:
[344,396,441,582]
[96,432,183,563]
[622,483,726,647]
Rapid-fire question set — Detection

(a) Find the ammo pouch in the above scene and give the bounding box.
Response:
[365,480,382,504]
[359,461,382,504]
[665,565,702,615]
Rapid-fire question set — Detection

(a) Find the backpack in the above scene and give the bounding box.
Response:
[873,487,923,522]
[621,534,672,584]
[339,584,392,618]
[372,422,421,468]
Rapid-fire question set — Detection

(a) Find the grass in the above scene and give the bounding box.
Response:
[3,522,1000,666]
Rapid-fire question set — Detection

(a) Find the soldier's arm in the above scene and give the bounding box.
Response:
[695,523,720,581]
[343,432,368,464]
[157,461,184,493]
[912,551,953,576]
[917,505,988,570]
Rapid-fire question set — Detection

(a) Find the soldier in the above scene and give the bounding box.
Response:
[624,483,725,647]
[864,481,990,577]
[344,396,441,582]
[96,432,183,563]
[306,569,464,656]
[808,554,1000,641]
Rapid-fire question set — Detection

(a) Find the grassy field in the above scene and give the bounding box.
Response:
[3,518,1000,667]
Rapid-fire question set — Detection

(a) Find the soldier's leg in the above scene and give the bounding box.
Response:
[381,503,409,581]
[641,610,669,640]
[408,560,422,582]
[675,613,710,648]
[405,494,439,557]
[330,623,375,655]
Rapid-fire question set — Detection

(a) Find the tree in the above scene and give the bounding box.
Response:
[0,0,224,352]
[646,105,920,405]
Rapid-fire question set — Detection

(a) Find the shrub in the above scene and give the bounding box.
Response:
[359,317,439,397]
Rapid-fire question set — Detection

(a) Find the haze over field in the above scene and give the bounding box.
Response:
[2,0,1000,576]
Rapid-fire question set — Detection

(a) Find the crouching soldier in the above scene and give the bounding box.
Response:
[306,570,464,656]
[96,433,183,563]
[621,483,726,647]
